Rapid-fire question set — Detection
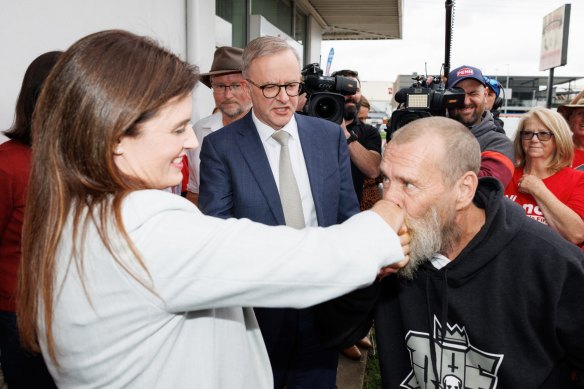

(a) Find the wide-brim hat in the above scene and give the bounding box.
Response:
[558,98,584,120]
[199,46,244,88]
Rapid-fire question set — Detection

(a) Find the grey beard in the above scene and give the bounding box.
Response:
[398,207,441,280]
[343,103,358,121]
[220,106,243,119]
[398,206,460,280]
[219,100,249,119]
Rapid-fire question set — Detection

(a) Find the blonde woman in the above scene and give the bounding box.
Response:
[504,107,584,246]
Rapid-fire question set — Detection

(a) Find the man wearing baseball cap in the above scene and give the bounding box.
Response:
[446,65,514,187]
[186,46,252,205]
[558,91,584,170]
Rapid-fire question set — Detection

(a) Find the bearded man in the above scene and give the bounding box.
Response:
[186,46,252,205]
[318,116,584,388]
[446,65,514,187]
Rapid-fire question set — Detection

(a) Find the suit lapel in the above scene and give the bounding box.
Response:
[296,114,326,224]
[236,112,286,224]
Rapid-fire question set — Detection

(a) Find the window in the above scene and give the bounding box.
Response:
[294,7,306,45]
[252,0,293,36]
[216,0,247,48]
[217,0,307,56]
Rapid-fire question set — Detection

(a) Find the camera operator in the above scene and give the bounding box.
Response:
[446,65,514,187]
[331,69,382,203]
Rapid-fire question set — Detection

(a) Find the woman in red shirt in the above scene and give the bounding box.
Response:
[558,91,584,170]
[0,51,60,388]
[504,107,584,247]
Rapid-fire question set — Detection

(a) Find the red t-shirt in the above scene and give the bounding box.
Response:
[0,140,31,312]
[181,154,189,194]
[573,148,584,171]
[505,166,584,231]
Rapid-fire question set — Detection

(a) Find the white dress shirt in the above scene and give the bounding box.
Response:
[252,111,318,227]
[186,111,224,194]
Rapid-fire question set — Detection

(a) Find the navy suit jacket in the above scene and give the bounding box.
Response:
[198,112,360,353]
[199,111,359,227]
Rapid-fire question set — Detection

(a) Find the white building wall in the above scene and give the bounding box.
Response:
[1,1,324,132]
[360,81,393,101]
[0,0,219,131]
[308,16,322,65]
[186,0,217,122]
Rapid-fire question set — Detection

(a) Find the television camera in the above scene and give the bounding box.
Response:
[388,75,465,139]
[387,0,466,139]
[300,63,357,124]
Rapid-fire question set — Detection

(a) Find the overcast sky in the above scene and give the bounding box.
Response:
[321,0,583,87]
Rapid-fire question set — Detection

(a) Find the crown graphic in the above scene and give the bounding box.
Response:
[433,316,469,348]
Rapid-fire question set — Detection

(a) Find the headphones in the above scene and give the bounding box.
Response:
[484,77,505,111]
[493,94,503,111]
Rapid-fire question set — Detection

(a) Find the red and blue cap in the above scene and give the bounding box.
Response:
[446,65,486,88]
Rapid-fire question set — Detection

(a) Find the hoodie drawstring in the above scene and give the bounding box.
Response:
[425,267,450,386]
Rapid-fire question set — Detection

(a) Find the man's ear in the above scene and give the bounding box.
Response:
[241,80,252,98]
[455,171,478,210]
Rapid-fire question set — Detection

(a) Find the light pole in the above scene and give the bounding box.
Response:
[504,64,510,114]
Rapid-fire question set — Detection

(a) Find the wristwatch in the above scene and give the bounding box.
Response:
[347,130,358,144]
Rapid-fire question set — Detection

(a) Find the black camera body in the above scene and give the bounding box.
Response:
[388,76,465,139]
[301,63,357,124]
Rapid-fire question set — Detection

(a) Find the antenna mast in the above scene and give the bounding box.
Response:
[444,0,455,77]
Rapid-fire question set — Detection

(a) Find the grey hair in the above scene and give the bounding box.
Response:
[242,36,300,78]
[391,116,481,184]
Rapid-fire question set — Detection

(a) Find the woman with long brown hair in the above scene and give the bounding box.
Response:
[17,30,409,388]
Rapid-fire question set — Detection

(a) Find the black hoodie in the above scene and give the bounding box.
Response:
[319,178,584,388]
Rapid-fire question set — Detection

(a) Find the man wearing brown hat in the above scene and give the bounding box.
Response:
[559,91,584,170]
[186,46,252,205]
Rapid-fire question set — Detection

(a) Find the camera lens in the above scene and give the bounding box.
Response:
[314,97,338,120]
[307,92,346,124]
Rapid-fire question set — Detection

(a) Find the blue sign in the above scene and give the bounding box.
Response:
[325,48,334,76]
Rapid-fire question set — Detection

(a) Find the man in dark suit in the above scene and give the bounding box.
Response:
[199,36,359,388]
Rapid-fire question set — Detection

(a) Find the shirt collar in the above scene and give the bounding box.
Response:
[252,110,299,143]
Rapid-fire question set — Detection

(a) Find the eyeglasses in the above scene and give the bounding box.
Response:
[246,79,302,98]
[519,130,554,141]
[211,83,243,94]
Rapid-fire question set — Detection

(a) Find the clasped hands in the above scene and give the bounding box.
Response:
[370,200,411,280]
